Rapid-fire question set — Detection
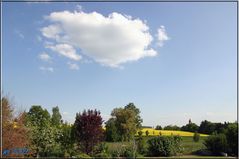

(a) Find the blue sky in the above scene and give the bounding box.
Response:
[2,2,237,126]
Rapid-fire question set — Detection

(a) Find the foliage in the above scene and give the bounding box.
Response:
[136,131,147,154]
[26,105,62,157]
[74,109,104,155]
[198,120,230,135]
[204,133,228,155]
[124,103,143,128]
[147,136,182,157]
[111,107,137,141]
[94,142,109,155]
[155,125,162,130]
[181,123,199,132]
[198,120,216,134]
[105,118,120,142]
[110,143,137,158]
[164,125,181,130]
[106,103,142,141]
[193,132,200,142]
[2,97,30,157]
[59,122,76,156]
[51,106,62,126]
[225,122,238,156]
[26,105,51,128]
[145,130,149,136]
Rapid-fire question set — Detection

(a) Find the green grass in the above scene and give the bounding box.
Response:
[105,136,208,156]
[180,136,207,154]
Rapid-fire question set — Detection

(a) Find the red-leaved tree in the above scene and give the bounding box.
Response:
[74,109,103,155]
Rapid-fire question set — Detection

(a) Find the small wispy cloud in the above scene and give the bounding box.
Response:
[156,25,169,47]
[39,66,54,72]
[14,30,24,39]
[38,52,51,62]
[68,62,79,70]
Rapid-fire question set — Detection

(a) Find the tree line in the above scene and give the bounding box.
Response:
[155,119,235,135]
[2,96,238,157]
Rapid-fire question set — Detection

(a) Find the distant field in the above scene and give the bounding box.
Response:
[138,128,209,137]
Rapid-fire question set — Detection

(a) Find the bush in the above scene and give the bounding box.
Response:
[204,133,228,155]
[225,123,238,156]
[93,143,108,154]
[147,136,182,157]
[136,134,147,154]
[110,143,137,158]
[193,132,200,142]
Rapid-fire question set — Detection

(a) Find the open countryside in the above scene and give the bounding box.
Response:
[2,1,237,159]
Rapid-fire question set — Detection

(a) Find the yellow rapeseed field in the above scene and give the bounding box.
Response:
[138,128,208,137]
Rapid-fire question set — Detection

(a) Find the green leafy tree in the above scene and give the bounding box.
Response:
[74,109,104,155]
[225,122,238,156]
[108,103,142,141]
[26,105,51,127]
[181,123,199,132]
[105,118,120,142]
[155,125,162,130]
[204,133,228,155]
[59,122,76,157]
[26,105,60,157]
[124,103,143,128]
[51,106,62,126]
[164,125,181,130]
[111,107,137,141]
[198,120,216,134]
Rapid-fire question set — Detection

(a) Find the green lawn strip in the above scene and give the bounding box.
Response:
[105,136,209,156]
[180,136,207,154]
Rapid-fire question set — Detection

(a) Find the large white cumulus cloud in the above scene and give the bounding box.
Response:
[41,11,157,67]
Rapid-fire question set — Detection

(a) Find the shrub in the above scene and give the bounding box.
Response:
[136,132,147,154]
[225,123,238,156]
[147,136,182,157]
[110,145,136,158]
[94,143,109,155]
[204,133,228,155]
[193,132,200,142]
